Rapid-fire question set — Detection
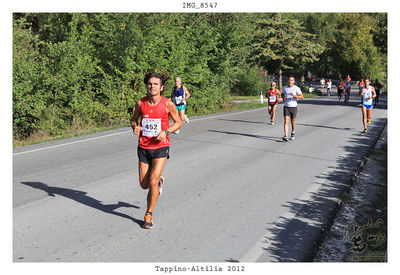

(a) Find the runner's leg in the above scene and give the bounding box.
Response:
[179,110,185,122]
[268,105,272,119]
[361,106,367,130]
[139,161,151,190]
[291,117,296,134]
[284,115,290,137]
[146,157,167,214]
[272,105,277,122]
[367,108,372,122]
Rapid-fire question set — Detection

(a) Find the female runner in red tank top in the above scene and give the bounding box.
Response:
[131,72,182,229]
[266,82,281,125]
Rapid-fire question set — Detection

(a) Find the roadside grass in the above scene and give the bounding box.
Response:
[13,123,130,148]
[13,93,321,148]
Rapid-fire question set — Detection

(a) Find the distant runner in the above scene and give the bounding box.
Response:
[337,79,345,101]
[281,76,304,141]
[131,72,182,229]
[326,79,332,96]
[373,79,382,105]
[171,77,191,134]
[266,82,281,125]
[344,80,352,102]
[320,77,326,94]
[359,79,376,133]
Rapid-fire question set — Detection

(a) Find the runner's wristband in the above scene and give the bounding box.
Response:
[164,130,170,136]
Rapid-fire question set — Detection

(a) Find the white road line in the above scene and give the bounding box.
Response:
[13,108,264,156]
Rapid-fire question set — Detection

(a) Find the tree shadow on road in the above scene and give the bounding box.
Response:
[208,129,280,142]
[20,182,143,227]
[245,117,387,262]
[217,118,266,124]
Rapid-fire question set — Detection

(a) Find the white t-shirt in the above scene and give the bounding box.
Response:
[362,87,373,105]
[327,81,332,89]
[283,85,302,107]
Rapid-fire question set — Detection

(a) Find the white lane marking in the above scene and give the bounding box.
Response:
[13,108,264,156]
[13,130,132,156]
[240,171,340,262]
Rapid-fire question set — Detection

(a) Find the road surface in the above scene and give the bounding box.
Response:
[13,88,387,262]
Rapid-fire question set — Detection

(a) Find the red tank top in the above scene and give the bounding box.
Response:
[138,96,170,149]
[268,88,279,104]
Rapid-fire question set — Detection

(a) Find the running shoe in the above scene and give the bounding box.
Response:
[159,175,165,196]
[290,132,295,140]
[184,115,190,123]
[270,121,274,125]
[367,119,371,124]
[363,129,368,133]
[143,212,154,229]
[282,135,289,142]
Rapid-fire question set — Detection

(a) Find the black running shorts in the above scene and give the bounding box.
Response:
[137,146,170,164]
[283,106,297,119]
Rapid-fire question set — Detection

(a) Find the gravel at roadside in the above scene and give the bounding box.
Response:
[314,125,387,262]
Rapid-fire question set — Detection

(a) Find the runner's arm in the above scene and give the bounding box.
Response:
[371,87,377,98]
[277,90,282,100]
[295,92,304,100]
[155,99,182,141]
[131,100,142,135]
[183,86,190,100]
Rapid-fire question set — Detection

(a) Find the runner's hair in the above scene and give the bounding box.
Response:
[144,71,170,93]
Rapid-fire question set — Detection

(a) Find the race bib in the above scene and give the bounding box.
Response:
[142,118,161,137]
[269,95,277,102]
[174,96,183,105]
[363,93,373,105]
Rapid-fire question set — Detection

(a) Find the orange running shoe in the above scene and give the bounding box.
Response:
[143,212,154,229]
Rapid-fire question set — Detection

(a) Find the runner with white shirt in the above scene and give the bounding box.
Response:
[326,79,332,96]
[360,79,376,133]
[281,77,304,141]
[320,77,326,94]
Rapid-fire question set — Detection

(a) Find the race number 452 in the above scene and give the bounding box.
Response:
[142,118,161,137]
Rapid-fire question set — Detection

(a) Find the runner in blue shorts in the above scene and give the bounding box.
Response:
[171,77,191,134]
[360,79,376,133]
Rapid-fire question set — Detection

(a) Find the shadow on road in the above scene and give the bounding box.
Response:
[296,123,353,132]
[217,118,266,124]
[20,182,143,227]
[207,129,279,142]
[242,116,387,262]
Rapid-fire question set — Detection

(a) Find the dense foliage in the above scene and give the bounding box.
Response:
[13,13,387,140]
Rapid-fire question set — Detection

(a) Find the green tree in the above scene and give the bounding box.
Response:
[330,13,384,80]
[13,17,48,139]
[253,13,324,90]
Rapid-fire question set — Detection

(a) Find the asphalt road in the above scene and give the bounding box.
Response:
[13,88,387,262]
